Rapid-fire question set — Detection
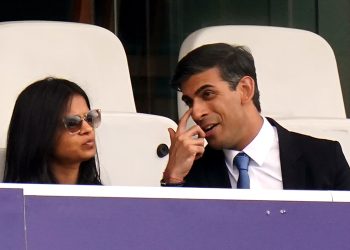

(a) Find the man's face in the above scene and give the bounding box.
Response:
[181,67,248,150]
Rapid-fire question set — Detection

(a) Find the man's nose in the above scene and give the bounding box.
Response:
[191,100,208,122]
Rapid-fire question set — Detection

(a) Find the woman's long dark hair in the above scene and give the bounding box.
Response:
[4,77,101,184]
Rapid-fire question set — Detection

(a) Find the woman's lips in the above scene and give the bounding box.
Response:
[82,139,95,148]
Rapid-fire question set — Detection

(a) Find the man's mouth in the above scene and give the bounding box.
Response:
[203,124,218,133]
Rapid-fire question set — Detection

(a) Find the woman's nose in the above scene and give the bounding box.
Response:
[79,120,93,134]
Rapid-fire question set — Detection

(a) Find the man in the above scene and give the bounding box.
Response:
[161,43,350,190]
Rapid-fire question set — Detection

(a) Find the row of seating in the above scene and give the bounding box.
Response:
[0,21,349,186]
[0,21,177,185]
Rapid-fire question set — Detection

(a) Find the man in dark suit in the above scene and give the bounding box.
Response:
[162,43,350,190]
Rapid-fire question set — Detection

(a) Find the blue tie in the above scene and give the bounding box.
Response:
[234,152,250,189]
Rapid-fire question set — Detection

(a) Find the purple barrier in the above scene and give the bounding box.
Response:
[24,195,350,250]
[0,188,26,250]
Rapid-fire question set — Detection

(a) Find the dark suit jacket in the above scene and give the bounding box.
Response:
[184,117,350,190]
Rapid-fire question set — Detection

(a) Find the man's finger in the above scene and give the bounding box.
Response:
[177,108,192,133]
[185,124,206,139]
[168,128,176,144]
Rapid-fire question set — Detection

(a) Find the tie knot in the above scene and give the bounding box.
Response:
[234,152,250,171]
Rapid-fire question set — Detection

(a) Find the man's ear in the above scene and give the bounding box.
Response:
[237,76,255,104]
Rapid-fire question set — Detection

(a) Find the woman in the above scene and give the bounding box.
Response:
[4,77,102,184]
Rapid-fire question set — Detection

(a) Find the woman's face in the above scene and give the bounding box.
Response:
[52,95,97,166]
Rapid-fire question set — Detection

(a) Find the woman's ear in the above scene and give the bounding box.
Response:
[237,76,255,104]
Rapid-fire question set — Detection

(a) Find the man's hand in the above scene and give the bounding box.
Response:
[162,108,206,184]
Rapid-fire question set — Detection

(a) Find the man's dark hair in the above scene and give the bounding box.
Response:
[171,43,261,112]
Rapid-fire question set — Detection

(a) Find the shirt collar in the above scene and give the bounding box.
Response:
[223,116,275,166]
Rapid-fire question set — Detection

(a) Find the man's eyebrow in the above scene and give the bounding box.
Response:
[182,84,214,102]
[194,84,213,95]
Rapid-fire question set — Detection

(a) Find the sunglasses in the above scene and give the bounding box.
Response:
[63,109,101,134]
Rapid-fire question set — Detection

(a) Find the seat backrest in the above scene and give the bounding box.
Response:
[177,25,345,121]
[0,21,136,148]
[276,118,350,164]
[96,113,177,186]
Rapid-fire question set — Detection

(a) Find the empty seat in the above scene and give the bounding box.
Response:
[96,112,177,186]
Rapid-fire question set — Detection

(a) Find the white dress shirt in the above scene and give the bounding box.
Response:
[223,117,283,189]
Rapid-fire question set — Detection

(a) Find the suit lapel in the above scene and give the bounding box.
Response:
[203,147,232,188]
[185,146,231,188]
[267,118,307,189]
